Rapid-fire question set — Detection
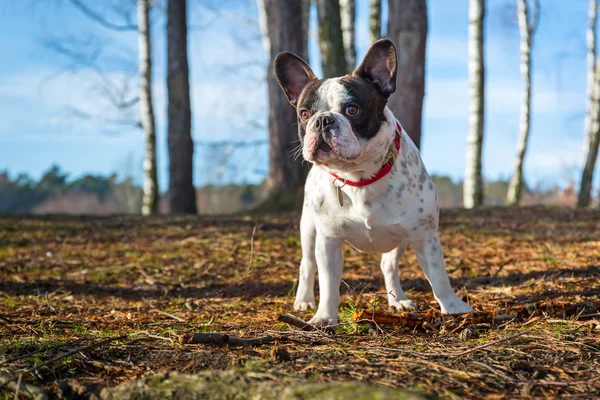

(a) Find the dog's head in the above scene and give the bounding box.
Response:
[274,39,397,173]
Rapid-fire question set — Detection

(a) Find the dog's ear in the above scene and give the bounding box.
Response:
[274,52,317,106]
[353,39,397,97]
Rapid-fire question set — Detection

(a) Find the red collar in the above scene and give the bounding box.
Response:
[331,120,402,187]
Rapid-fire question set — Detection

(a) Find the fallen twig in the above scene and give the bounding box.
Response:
[0,335,126,392]
[510,289,600,305]
[0,338,89,367]
[179,332,275,347]
[149,308,186,323]
[246,223,258,276]
[371,329,531,358]
[277,313,318,331]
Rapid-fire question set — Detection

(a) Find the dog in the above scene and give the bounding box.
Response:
[274,39,472,327]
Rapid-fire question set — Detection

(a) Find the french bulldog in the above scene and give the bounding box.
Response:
[274,39,472,327]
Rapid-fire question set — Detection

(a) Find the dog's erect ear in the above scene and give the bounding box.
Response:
[353,39,397,97]
[274,52,317,106]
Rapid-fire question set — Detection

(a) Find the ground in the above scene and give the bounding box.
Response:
[0,207,599,399]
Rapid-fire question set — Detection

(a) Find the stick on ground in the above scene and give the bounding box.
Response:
[179,332,275,346]
[372,329,532,357]
[277,313,318,331]
[0,335,127,392]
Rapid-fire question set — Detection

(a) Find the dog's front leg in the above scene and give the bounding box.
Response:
[294,212,317,310]
[308,234,344,327]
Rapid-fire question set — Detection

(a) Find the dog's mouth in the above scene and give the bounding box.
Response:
[316,136,332,153]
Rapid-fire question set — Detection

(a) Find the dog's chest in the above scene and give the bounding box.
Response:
[307,159,436,253]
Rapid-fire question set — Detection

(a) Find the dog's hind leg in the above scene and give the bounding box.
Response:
[294,211,317,311]
[380,240,417,311]
[411,231,472,314]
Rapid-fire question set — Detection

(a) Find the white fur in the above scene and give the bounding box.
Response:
[296,106,472,327]
[317,78,351,112]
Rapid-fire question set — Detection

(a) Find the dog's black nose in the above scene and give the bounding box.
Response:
[315,115,334,129]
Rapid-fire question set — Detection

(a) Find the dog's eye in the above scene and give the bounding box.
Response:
[300,110,310,120]
[345,105,359,116]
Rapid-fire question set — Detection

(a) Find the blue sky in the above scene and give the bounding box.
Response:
[0,0,594,191]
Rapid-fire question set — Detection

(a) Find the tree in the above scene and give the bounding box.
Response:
[386,0,427,150]
[578,0,600,208]
[339,0,356,69]
[43,0,159,215]
[316,0,347,77]
[464,0,486,209]
[258,0,310,208]
[369,0,382,44]
[167,0,197,214]
[302,0,312,62]
[138,0,159,215]
[506,0,540,205]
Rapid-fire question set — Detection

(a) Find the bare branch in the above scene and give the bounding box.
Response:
[530,0,540,34]
[69,0,138,31]
[196,139,267,148]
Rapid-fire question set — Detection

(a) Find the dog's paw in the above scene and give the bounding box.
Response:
[389,299,418,311]
[441,299,473,314]
[293,299,316,311]
[308,314,338,328]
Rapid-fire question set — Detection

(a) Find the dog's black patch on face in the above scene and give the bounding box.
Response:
[338,76,388,140]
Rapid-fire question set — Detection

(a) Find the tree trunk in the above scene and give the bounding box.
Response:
[506,0,539,205]
[580,66,600,208]
[463,0,485,209]
[167,0,196,214]
[258,0,310,209]
[339,0,356,69]
[138,0,158,215]
[578,0,600,208]
[369,0,381,44]
[302,0,312,62]
[386,0,427,150]
[316,0,347,77]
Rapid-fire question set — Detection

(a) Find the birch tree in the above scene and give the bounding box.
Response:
[339,0,356,69]
[316,0,347,77]
[258,0,310,208]
[386,0,427,150]
[506,0,539,205]
[369,0,382,43]
[167,0,197,214]
[44,1,160,215]
[138,0,158,215]
[578,0,600,208]
[464,0,486,209]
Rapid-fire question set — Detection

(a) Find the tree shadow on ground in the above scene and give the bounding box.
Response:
[1,265,598,303]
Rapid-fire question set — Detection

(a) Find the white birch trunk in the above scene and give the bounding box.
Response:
[506,0,539,205]
[138,0,158,215]
[464,0,485,209]
[339,0,356,69]
[578,0,600,208]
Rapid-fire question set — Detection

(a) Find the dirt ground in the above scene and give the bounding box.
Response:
[0,207,599,399]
